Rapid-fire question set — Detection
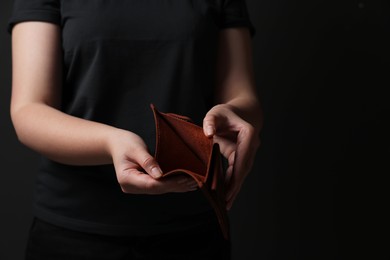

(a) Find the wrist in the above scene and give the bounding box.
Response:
[105,128,129,161]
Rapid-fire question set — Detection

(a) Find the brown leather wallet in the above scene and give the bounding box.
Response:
[150,104,229,239]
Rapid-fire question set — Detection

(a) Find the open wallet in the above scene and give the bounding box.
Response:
[150,104,230,240]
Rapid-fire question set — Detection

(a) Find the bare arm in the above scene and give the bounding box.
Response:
[214,27,263,133]
[11,22,116,165]
[203,27,263,209]
[10,22,197,194]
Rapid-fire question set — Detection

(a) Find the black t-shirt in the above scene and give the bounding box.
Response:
[7,0,256,236]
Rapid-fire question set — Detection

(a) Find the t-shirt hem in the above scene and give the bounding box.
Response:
[33,205,219,237]
[7,9,61,35]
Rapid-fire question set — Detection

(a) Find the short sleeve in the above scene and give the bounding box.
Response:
[219,0,256,38]
[6,0,61,35]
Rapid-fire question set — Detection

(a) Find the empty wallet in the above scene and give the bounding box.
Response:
[150,104,229,240]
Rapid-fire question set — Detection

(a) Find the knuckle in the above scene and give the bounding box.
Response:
[203,116,214,125]
[239,123,254,138]
[244,123,255,135]
[141,156,155,171]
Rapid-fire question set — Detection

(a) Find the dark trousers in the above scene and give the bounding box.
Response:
[25,217,231,260]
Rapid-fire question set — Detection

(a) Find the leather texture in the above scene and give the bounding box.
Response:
[150,104,229,239]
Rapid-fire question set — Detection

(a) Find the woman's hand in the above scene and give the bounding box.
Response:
[108,129,198,195]
[203,104,261,210]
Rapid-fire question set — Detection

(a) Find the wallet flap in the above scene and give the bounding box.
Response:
[151,104,213,182]
[150,104,229,239]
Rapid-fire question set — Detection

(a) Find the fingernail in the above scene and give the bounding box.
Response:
[206,126,214,136]
[151,167,162,178]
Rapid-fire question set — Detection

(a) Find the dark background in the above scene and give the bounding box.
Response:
[1,0,389,259]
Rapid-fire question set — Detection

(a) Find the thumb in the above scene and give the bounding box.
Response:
[135,150,163,179]
[203,113,217,138]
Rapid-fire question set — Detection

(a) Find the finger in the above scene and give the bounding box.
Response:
[120,173,187,194]
[226,183,239,207]
[214,135,236,161]
[226,193,235,211]
[235,125,255,171]
[177,176,197,186]
[177,175,198,187]
[226,184,242,210]
[164,175,199,193]
[226,181,236,202]
[203,109,229,138]
[224,151,235,185]
[226,125,254,198]
[119,169,155,194]
[225,166,233,185]
[135,151,163,179]
[187,182,199,191]
[226,168,237,203]
[203,114,217,137]
[226,135,254,207]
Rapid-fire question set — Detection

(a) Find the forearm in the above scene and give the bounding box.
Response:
[11,103,123,165]
[213,27,263,133]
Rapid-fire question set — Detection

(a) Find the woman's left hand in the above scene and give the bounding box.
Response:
[203,104,261,210]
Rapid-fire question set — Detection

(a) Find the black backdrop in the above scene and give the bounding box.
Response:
[1,1,389,259]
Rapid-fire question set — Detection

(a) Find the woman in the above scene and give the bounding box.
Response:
[7,0,262,259]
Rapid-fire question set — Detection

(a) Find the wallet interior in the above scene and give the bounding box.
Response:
[150,104,230,239]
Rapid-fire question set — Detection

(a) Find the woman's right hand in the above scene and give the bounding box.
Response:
[108,129,198,195]
[10,21,195,195]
